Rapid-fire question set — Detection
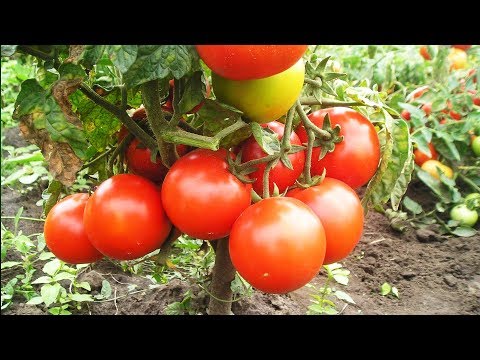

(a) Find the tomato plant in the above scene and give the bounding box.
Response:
[196,45,308,80]
[288,178,364,264]
[44,193,103,264]
[240,121,305,195]
[419,46,431,61]
[421,160,454,180]
[162,79,211,114]
[296,107,380,189]
[84,174,172,260]
[161,149,252,240]
[229,197,326,294]
[212,59,305,123]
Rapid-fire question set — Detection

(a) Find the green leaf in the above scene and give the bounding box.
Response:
[26,296,44,305]
[75,281,91,291]
[391,287,400,298]
[390,156,415,211]
[58,63,85,81]
[164,301,185,315]
[40,283,62,306]
[43,180,63,217]
[70,293,94,302]
[13,79,47,127]
[334,290,356,304]
[53,272,75,282]
[100,280,112,299]
[434,133,461,162]
[251,123,280,156]
[42,258,62,276]
[176,72,207,114]
[402,195,423,215]
[15,234,35,254]
[78,45,106,69]
[333,274,349,286]
[38,251,56,261]
[32,276,53,284]
[1,261,21,269]
[107,45,138,73]
[380,282,391,296]
[451,227,477,237]
[1,45,18,57]
[416,168,458,204]
[123,45,201,88]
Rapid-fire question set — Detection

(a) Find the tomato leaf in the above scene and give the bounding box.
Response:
[402,195,423,215]
[107,45,138,74]
[390,155,415,211]
[451,226,477,237]
[251,123,280,156]
[70,293,94,302]
[121,46,201,88]
[40,283,62,307]
[78,45,106,69]
[42,259,62,276]
[176,71,206,115]
[334,290,356,304]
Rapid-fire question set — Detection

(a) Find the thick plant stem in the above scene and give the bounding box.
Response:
[141,80,176,168]
[299,96,363,108]
[262,161,276,199]
[295,100,331,140]
[207,237,236,315]
[304,129,315,183]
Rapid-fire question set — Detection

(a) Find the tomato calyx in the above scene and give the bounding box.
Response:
[309,113,344,160]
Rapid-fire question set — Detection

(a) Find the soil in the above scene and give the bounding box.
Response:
[2,127,479,315]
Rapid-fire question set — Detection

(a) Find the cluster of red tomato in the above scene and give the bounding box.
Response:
[44,45,381,294]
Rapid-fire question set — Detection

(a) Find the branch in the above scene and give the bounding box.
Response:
[295,100,331,140]
[299,96,364,107]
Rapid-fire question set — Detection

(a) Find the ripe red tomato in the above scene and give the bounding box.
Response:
[240,121,305,195]
[125,138,189,183]
[450,110,462,120]
[414,143,438,166]
[421,102,432,116]
[401,109,411,120]
[468,68,477,83]
[161,79,211,114]
[84,174,171,260]
[229,197,326,294]
[452,45,471,51]
[296,107,380,189]
[161,149,252,240]
[287,178,364,265]
[419,46,431,60]
[196,45,308,80]
[44,194,103,264]
[468,90,480,106]
[408,85,429,101]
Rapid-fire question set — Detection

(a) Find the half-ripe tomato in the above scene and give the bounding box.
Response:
[408,85,429,101]
[240,121,305,195]
[421,160,454,180]
[296,107,380,189]
[448,48,468,70]
[212,59,305,123]
[401,109,411,120]
[44,194,103,264]
[125,138,189,183]
[422,102,432,116]
[452,45,471,51]
[161,149,252,240]
[196,45,308,80]
[161,79,211,114]
[84,174,171,260]
[229,197,326,294]
[419,46,431,60]
[414,143,438,166]
[287,178,363,265]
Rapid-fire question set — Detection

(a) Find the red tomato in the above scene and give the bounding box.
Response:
[125,138,188,183]
[287,178,364,264]
[240,121,305,195]
[44,194,103,264]
[408,85,429,101]
[161,149,252,240]
[440,118,447,125]
[452,45,471,51]
[468,90,480,106]
[401,109,411,120]
[229,197,326,294]
[296,107,380,189]
[84,174,171,260]
[450,110,462,120]
[162,79,211,114]
[196,45,308,80]
[468,68,477,83]
[419,46,431,60]
[414,143,438,166]
[422,102,432,116]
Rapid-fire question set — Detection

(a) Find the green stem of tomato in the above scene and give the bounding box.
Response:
[280,106,295,153]
[161,128,220,150]
[79,83,158,151]
[458,173,480,193]
[81,146,116,170]
[141,80,177,168]
[299,96,364,108]
[303,129,315,184]
[236,154,279,172]
[295,100,331,140]
[107,133,133,177]
[262,161,276,199]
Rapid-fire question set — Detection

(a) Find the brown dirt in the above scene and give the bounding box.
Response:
[2,127,479,315]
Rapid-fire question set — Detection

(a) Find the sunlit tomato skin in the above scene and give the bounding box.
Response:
[44,194,103,264]
[421,160,454,180]
[422,102,432,116]
[448,48,468,70]
[414,143,438,166]
[125,138,189,183]
[84,174,172,260]
[287,178,364,265]
[196,45,308,80]
[161,79,211,114]
[240,121,305,195]
[229,197,326,294]
[161,149,252,240]
[296,107,380,189]
[401,109,411,120]
[420,46,431,60]
[452,45,471,51]
[212,59,305,123]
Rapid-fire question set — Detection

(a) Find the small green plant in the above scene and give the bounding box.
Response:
[380,282,400,298]
[306,263,355,315]
[164,290,197,315]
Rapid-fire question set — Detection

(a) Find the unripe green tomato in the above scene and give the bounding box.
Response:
[472,136,480,156]
[212,59,305,123]
[450,204,478,227]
